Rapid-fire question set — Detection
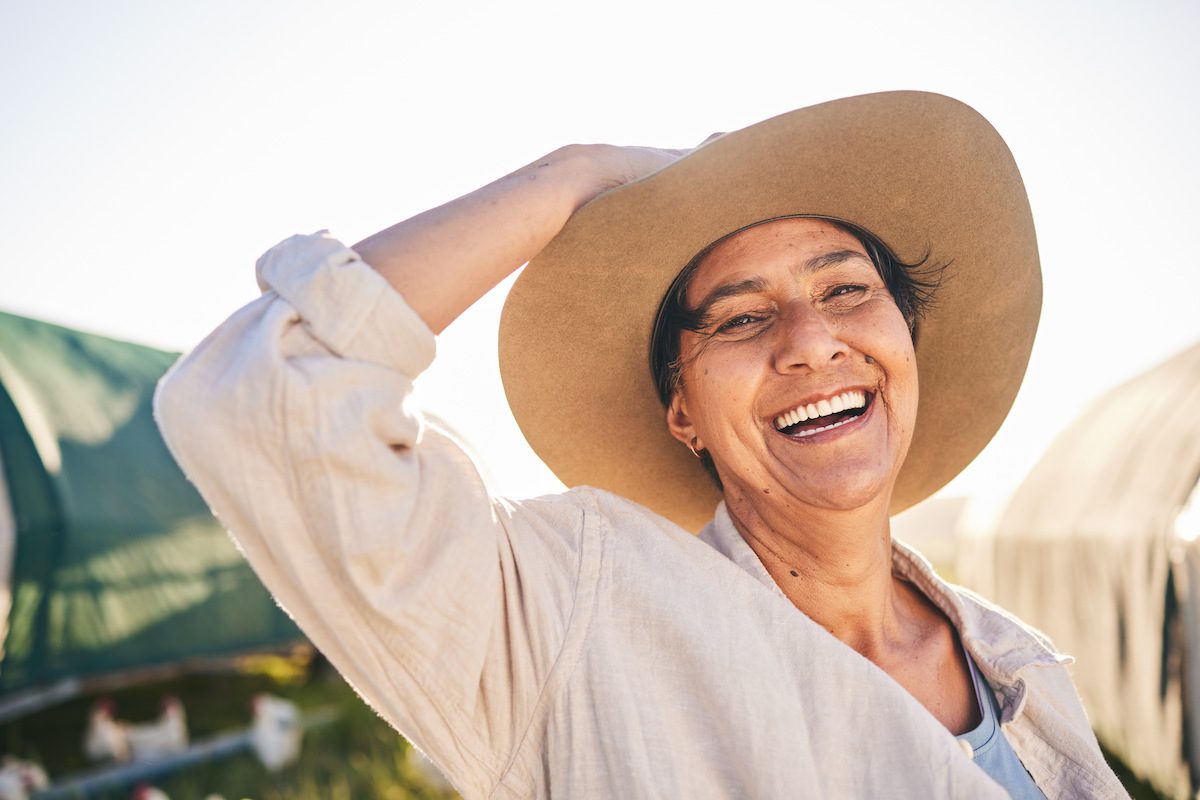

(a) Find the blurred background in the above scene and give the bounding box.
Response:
[1,0,1197,797]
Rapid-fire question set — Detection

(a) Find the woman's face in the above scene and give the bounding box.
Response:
[666,217,919,513]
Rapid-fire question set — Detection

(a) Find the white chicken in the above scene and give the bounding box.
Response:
[85,696,189,763]
[0,772,25,800]
[125,696,189,762]
[250,693,302,771]
[0,756,49,800]
[83,697,130,762]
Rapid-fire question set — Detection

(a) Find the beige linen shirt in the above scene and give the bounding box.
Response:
[155,232,1128,799]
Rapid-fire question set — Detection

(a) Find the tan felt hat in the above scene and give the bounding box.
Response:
[499,91,1041,532]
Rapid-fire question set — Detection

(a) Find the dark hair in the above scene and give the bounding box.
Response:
[648,216,944,483]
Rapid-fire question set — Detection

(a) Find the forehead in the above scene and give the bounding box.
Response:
[686,217,868,303]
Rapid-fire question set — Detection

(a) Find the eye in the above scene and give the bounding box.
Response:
[715,313,764,333]
[826,284,867,299]
[822,284,872,307]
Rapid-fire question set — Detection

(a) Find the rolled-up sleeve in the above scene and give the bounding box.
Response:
[154,233,586,796]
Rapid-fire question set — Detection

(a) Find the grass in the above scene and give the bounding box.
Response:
[0,651,459,799]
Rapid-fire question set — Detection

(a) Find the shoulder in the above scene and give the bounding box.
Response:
[496,485,692,540]
[892,541,1066,671]
[951,583,1065,663]
[493,487,721,589]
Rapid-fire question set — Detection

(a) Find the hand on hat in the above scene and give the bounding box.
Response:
[588,144,690,196]
[587,134,725,198]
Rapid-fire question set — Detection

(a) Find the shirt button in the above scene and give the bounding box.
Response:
[958,739,974,759]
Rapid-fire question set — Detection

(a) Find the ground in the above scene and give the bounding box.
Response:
[0,651,459,800]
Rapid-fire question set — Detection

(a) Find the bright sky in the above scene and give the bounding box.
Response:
[2,0,1197,517]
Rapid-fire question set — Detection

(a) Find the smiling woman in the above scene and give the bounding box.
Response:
[154,92,1129,798]
[666,219,919,512]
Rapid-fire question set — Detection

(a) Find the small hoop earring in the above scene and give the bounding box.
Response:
[688,438,702,459]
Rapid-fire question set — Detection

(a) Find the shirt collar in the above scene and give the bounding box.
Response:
[698,501,1067,710]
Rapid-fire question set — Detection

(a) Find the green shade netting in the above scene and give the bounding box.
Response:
[0,311,299,695]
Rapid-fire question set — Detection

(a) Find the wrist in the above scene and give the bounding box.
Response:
[532,144,628,213]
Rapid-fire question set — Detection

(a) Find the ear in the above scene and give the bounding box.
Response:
[665,389,702,451]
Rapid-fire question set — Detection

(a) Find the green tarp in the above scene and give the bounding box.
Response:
[0,311,299,697]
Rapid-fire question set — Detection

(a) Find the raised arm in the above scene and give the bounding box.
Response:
[354,144,685,332]
[154,142,688,798]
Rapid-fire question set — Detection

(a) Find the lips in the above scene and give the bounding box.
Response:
[773,390,872,438]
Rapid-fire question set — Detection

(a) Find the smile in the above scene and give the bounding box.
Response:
[772,390,871,437]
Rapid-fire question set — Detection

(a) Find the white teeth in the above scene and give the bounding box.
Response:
[773,390,869,430]
[794,415,856,438]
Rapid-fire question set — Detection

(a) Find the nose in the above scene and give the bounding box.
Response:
[771,302,848,373]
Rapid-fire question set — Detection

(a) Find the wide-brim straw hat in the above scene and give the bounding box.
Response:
[499,91,1040,532]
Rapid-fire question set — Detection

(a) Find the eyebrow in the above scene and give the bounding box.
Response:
[689,278,768,322]
[688,249,874,321]
[806,249,873,273]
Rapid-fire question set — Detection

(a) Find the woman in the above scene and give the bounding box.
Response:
[155,92,1127,797]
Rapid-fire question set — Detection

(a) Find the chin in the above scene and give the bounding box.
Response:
[804,484,892,512]
[779,463,897,513]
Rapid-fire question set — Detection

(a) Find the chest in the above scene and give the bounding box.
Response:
[517,531,1012,799]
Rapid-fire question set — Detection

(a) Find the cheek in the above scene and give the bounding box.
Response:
[873,318,920,426]
[860,308,916,367]
[847,309,917,401]
[681,348,764,434]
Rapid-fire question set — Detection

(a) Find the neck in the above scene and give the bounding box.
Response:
[724,491,915,659]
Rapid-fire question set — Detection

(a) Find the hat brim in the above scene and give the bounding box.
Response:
[499,91,1041,532]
